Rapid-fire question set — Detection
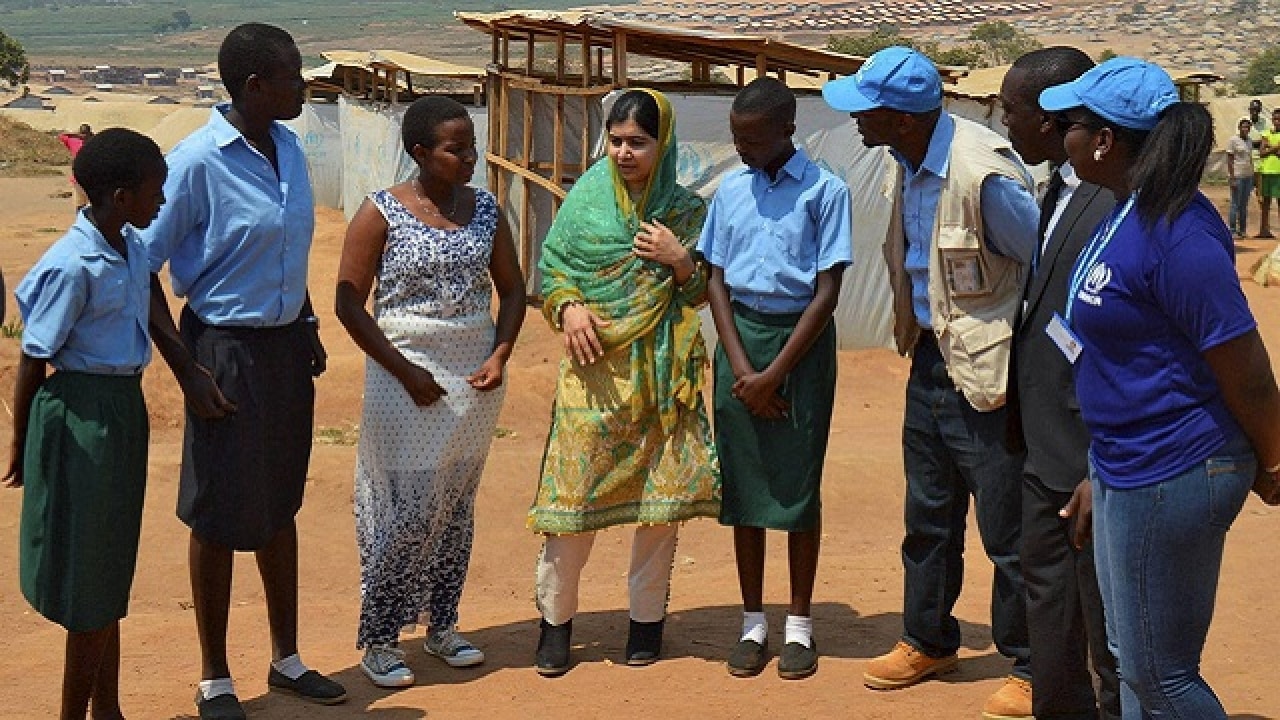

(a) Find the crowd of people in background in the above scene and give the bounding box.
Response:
[8,19,1280,720]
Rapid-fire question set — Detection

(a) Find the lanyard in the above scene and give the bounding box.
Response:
[1065,194,1135,325]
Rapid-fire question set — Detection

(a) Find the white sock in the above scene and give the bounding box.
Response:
[198,677,235,700]
[784,614,813,649]
[271,653,309,681]
[741,611,768,645]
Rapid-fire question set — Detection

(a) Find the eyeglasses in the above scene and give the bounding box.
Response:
[1054,113,1100,135]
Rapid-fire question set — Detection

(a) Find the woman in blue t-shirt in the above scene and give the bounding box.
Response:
[1040,57,1280,718]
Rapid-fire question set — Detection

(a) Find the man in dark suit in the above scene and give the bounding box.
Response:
[999,47,1121,720]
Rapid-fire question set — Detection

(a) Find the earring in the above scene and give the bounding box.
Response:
[1093,148,1103,162]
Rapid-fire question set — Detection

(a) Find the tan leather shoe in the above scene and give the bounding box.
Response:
[981,675,1033,719]
[863,640,959,690]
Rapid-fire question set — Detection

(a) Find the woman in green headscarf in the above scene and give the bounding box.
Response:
[531,88,720,676]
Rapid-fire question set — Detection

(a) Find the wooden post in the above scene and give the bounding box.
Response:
[581,32,591,87]
[553,93,565,188]
[404,70,413,100]
[755,53,767,77]
[521,85,535,274]
[736,64,745,86]
[526,34,536,76]
[491,31,500,67]
[556,31,566,84]
[502,30,510,70]
[596,47,605,84]
[612,31,628,85]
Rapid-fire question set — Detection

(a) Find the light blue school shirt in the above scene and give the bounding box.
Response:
[16,210,152,374]
[891,112,1038,328]
[697,148,854,314]
[140,103,314,327]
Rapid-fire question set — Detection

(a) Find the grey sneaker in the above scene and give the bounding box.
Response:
[425,626,485,668]
[360,644,415,688]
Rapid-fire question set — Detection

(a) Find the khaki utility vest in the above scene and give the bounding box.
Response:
[882,117,1031,412]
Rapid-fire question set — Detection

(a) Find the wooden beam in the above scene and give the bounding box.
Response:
[485,153,568,200]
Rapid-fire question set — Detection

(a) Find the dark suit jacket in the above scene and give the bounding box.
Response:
[1008,177,1115,493]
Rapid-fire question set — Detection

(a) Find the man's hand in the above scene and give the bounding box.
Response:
[1059,479,1094,550]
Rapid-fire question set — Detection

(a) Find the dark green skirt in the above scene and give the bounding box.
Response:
[713,303,836,531]
[20,371,148,632]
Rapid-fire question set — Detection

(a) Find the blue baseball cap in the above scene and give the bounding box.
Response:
[822,46,942,114]
[1039,57,1178,131]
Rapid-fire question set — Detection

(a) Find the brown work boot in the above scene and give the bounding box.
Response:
[981,675,1032,719]
[863,640,958,690]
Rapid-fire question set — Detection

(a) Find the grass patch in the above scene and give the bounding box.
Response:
[315,424,359,446]
[0,116,72,176]
[0,318,25,339]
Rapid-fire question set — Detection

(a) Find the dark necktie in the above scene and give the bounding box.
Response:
[1033,167,1065,276]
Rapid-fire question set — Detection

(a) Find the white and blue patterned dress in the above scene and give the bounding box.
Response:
[355,186,506,648]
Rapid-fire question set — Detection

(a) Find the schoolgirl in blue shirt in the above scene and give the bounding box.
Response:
[5,128,166,720]
[698,77,853,680]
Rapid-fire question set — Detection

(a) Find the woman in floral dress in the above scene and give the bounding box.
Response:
[335,96,525,688]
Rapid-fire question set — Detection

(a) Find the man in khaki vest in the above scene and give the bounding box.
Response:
[824,47,1037,720]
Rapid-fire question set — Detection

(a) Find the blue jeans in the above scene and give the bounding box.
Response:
[1229,176,1254,236]
[900,334,1030,674]
[1092,434,1254,719]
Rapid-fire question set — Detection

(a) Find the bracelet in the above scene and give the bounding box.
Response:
[557,299,584,329]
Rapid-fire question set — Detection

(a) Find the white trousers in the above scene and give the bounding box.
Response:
[535,524,679,626]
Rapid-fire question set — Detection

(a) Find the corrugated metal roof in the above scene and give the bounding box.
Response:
[319,50,486,78]
[946,63,1221,103]
[455,10,967,84]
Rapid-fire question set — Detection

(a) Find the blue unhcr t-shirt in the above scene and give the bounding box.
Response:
[1071,192,1255,489]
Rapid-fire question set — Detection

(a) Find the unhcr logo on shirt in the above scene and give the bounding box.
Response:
[1078,263,1111,307]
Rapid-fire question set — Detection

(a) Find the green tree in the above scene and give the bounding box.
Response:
[173,9,191,30]
[1098,48,1118,62]
[1239,45,1280,95]
[827,28,916,58]
[932,44,985,68]
[968,20,1041,66]
[0,29,28,87]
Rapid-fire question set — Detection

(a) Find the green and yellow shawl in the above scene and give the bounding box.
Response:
[539,88,709,432]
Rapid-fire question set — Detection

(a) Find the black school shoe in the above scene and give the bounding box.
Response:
[625,619,665,666]
[726,638,769,677]
[195,691,246,720]
[266,667,348,704]
[777,640,818,680]
[535,618,573,677]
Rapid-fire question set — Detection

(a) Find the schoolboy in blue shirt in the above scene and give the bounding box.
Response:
[699,77,853,680]
[7,128,166,720]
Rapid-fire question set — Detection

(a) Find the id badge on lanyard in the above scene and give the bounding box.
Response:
[1053,196,1135,364]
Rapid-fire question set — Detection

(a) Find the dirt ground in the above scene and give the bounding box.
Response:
[0,175,1277,720]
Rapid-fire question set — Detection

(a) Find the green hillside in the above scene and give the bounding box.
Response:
[0,0,585,65]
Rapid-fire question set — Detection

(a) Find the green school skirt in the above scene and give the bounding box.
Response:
[713,303,836,531]
[19,371,148,632]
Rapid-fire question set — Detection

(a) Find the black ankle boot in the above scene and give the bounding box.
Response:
[535,619,572,677]
[625,618,664,666]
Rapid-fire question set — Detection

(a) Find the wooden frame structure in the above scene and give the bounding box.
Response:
[457,10,965,282]
[304,50,487,105]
